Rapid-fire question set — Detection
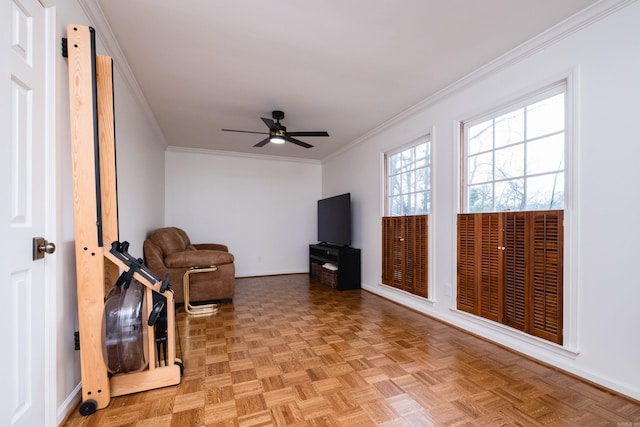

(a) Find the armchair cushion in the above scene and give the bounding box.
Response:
[165,250,234,268]
[192,243,229,252]
[143,227,235,304]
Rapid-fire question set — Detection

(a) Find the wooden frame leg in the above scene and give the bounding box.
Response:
[183,266,219,315]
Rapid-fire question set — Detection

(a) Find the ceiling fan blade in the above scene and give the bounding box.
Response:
[286,136,313,149]
[221,129,268,135]
[261,117,275,129]
[287,131,329,137]
[254,137,270,147]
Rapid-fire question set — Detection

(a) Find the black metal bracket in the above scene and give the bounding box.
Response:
[61,37,68,58]
[108,240,163,288]
[160,274,170,293]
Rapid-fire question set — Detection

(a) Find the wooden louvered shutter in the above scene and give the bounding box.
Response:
[383,215,428,298]
[403,215,428,296]
[503,212,527,332]
[382,216,403,289]
[457,214,479,314]
[458,210,563,344]
[382,217,394,286]
[530,210,563,344]
[403,216,415,293]
[412,215,428,298]
[480,213,503,322]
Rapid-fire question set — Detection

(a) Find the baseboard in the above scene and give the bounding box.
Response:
[57,382,81,426]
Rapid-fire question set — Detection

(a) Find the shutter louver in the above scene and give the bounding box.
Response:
[480,213,502,322]
[503,212,527,332]
[413,215,428,298]
[403,216,415,293]
[382,217,393,286]
[392,217,403,289]
[382,217,404,289]
[457,214,478,314]
[530,210,563,344]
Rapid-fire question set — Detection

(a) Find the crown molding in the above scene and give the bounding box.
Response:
[324,0,637,163]
[76,0,167,148]
[166,146,322,165]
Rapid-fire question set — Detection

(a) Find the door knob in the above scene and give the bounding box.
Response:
[33,237,56,260]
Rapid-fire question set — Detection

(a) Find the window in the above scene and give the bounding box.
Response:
[386,139,431,216]
[463,86,565,213]
[382,137,431,298]
[457,84,567,345]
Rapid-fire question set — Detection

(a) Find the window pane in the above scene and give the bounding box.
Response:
[425,166,431,190]
[495,108,524,148]
[416,142,427,160]
[403,194,413,215]
[415,192,425,215]
[527,133,564,175]
[399,149,415,172]
[468,152,493,184]
[526,173,564,210]
[389,153,402,175]
[468,183,493,213]
[390,195,403,216]
[494,144,524,180]
[415,167,427,191]
[495,179,525,211]
[389,174,402,196]
[402,171,415,194]
[527,93,565,139]
[399,172,407,194]
[468,119,493,154]
[424,192,431,214]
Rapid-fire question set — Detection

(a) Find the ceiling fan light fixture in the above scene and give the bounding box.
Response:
[270,135,285,144]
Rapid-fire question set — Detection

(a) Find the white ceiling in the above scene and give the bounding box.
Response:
[93,0,598,160]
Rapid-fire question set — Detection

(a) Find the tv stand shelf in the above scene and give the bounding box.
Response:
[309,244,361,290]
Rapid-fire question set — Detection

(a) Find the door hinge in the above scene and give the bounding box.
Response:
[61,38,68,58]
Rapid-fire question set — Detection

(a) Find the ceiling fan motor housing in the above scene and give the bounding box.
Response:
[272,110,285,121]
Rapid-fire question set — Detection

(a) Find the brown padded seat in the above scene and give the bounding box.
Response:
[143,227,235,304]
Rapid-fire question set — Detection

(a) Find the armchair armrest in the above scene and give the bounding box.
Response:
[192,243,228,252]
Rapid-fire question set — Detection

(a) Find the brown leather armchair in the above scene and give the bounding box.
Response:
[143,227,235,304]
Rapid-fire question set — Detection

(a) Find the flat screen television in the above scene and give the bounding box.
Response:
[317,193,351,246]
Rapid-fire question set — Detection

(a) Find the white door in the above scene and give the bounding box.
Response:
[0,0,52,426]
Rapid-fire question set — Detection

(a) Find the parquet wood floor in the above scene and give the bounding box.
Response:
[63,274,640,426]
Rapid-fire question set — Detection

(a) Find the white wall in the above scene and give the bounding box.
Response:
[165,148,321,276]
[322,1,640,401]
[51,1,167,422]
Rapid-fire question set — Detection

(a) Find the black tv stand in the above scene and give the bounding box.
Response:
[309,243,361,290]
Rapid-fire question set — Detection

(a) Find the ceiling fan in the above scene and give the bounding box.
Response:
[221,110,329,148]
